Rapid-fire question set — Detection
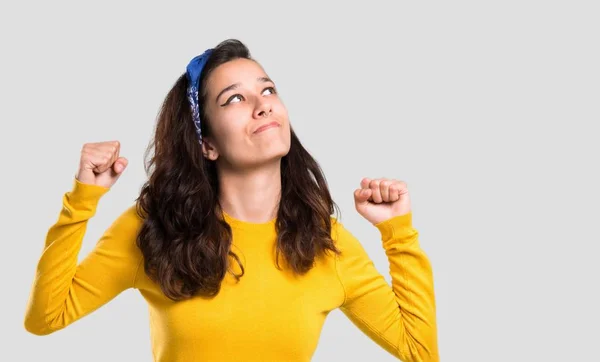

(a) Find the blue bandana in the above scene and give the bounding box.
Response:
[185,49,213,144]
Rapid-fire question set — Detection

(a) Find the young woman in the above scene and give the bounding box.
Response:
[24,39,439,362]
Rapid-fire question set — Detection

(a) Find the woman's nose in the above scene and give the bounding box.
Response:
[253,100,272,118]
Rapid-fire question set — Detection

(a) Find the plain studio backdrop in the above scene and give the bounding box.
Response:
[1,1,598,361]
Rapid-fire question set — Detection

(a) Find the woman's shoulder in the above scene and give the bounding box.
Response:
[329,216,360,250]
[94,202,145,256]
[112,202,146,236]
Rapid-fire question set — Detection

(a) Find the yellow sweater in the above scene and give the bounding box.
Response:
[24,179,439,362]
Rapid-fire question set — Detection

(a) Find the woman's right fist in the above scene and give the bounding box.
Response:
[76,141,128,188]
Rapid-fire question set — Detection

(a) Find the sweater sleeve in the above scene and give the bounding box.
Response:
[24,178,144,336]
[333,213,439,362]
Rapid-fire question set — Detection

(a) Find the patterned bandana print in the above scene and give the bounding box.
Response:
[185,49,213,144]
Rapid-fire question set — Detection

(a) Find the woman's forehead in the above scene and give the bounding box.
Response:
[209,58,268,87]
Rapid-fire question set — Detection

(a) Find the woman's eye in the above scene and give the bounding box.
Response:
[229,95,242,103]
[223,87,275,106]
[262,87,276,96]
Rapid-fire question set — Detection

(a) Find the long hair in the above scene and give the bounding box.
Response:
[135,39,340,301]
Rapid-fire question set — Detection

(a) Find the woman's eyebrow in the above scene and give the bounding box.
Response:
[215,83,240,104]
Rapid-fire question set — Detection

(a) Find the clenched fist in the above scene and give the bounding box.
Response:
[354,178,411,225]
[76,141,128,188]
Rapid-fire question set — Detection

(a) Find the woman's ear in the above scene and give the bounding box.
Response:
[201,138,219,161]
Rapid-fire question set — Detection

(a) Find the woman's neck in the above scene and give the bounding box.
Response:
[217,162,281,224]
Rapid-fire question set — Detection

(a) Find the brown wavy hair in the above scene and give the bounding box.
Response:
[135,39,341,301]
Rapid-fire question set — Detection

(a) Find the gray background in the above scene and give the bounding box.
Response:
[2,1,599,361]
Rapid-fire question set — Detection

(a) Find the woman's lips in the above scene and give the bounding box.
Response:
[253,121,280,134]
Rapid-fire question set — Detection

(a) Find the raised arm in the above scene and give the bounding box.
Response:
[24,141,143,335]
[332,177,438,361]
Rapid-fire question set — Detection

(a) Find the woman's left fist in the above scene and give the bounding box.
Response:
[353,178,411,225]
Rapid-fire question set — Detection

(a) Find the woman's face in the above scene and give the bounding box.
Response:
[202,58,291,170]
